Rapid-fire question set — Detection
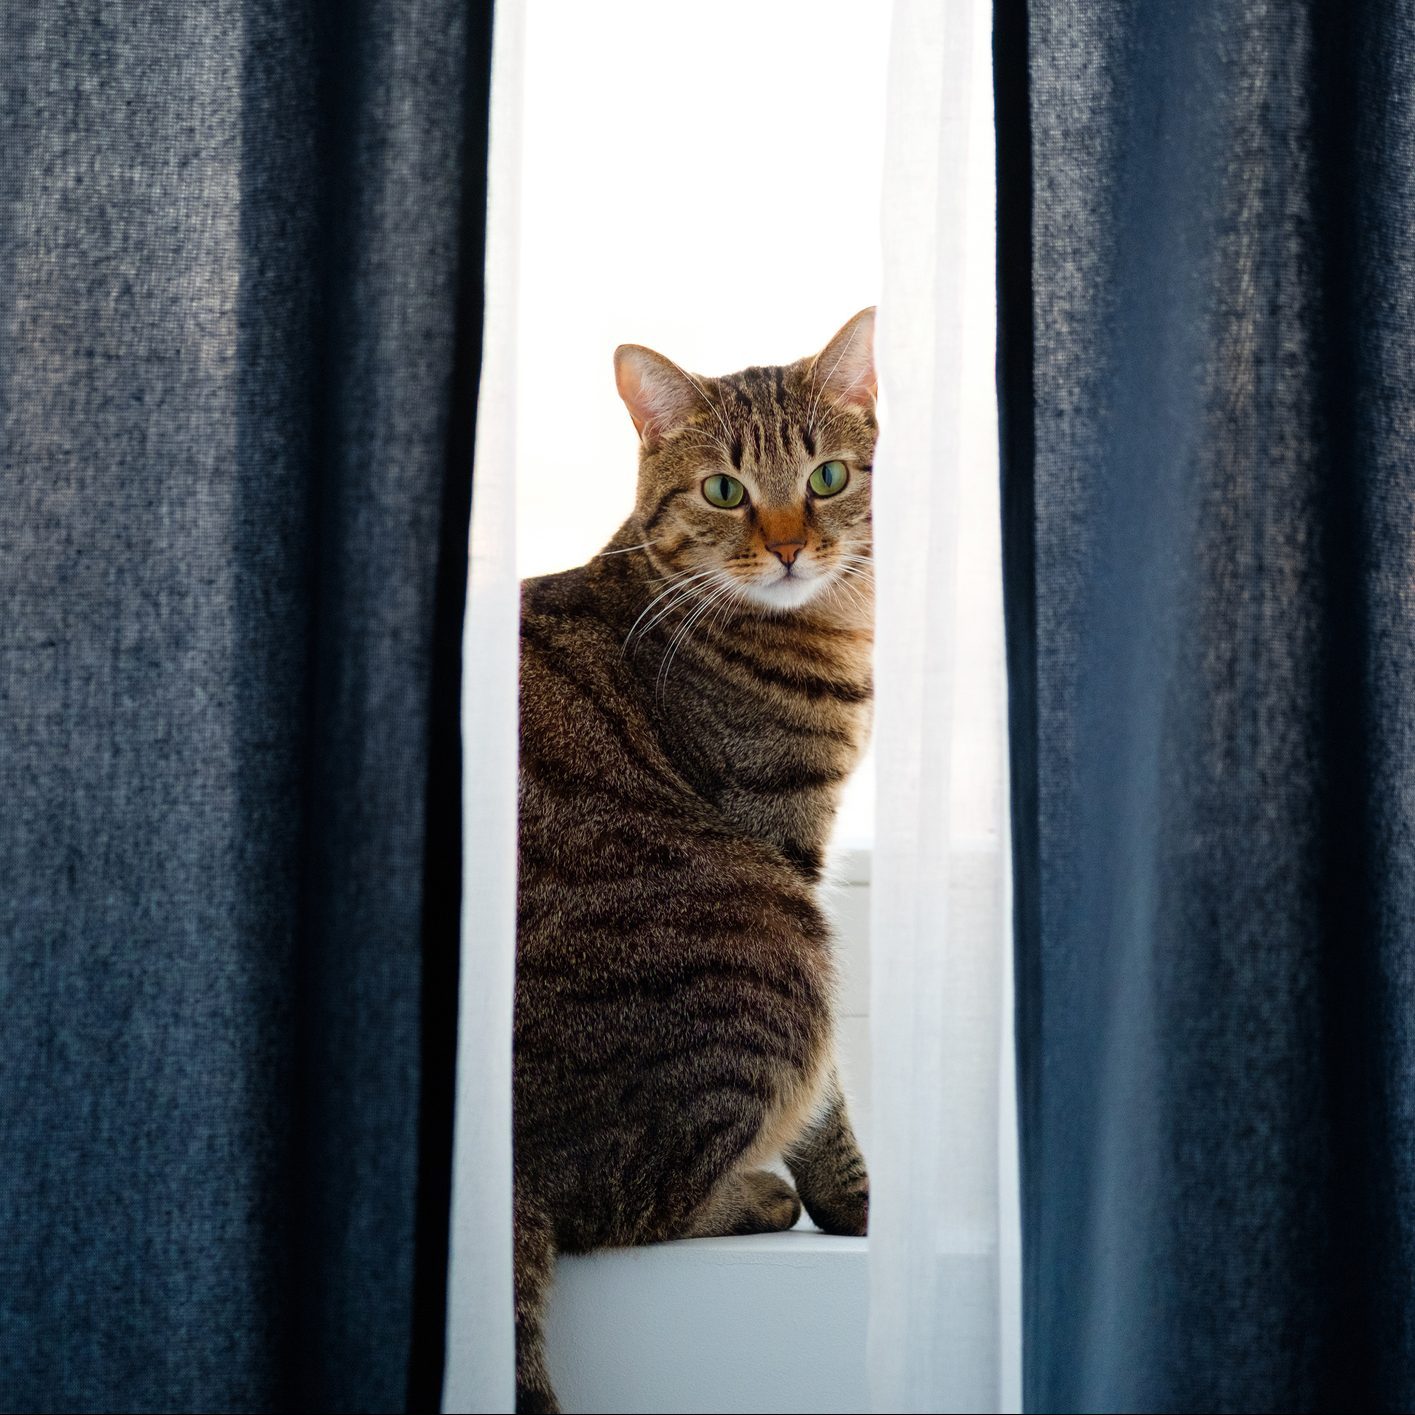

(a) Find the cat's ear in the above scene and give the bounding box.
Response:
[614,345,705,450]
[811,307,877,410]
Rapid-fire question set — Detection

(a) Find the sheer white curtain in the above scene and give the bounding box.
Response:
[869,1,1020,1412]
[443,2,522,1410]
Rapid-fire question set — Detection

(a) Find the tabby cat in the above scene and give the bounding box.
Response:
[514,309,876,1413]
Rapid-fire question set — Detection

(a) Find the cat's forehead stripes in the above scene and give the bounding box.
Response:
[713,363,814,470]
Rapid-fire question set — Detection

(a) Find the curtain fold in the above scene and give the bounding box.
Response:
[870,1,1020,1410]
[443,1,521,1409]
[0,3,492,1409]
[997,2,1415,1410]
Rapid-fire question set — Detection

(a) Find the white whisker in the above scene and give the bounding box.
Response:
[595,539,663,558]
[622,567,721,654]
[707,578,743,637]
[672,431,733,458]
[632,573,722,645]
[823,574,871,622]
[661,355,736,451]
[656,575,739,697]
[807,322,863,435]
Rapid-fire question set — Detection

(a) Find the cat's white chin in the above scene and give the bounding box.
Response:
[741,571,827,612]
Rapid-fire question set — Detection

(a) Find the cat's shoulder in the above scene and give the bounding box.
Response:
[519,563,627,673]
[521,563,591,613]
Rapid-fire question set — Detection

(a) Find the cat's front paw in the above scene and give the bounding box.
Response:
[741,1168,804,1233]
[802,1181,868,1237]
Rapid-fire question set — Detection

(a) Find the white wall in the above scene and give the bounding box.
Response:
[824,849,873,1155]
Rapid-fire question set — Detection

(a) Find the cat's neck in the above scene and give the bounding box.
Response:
[588,525,874,689]
[587,523,873,879]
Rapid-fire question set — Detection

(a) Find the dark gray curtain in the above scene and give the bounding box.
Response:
[0,2,492,1410]
[997,3,1414,1411]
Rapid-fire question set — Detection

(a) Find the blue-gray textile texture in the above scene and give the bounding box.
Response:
[0,2,490,1409]
[997,2,1415,1410]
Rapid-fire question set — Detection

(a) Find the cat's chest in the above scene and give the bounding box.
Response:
[657,635,872,864]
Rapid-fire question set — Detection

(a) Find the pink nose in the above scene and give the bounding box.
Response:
[767,540,806,567]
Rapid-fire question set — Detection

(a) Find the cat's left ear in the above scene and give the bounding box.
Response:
[811,307,877,410]
[614,345,706,451]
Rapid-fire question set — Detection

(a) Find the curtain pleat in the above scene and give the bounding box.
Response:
[0,3,493,1410]
[997,3,1415,1410]
[870,1,1020,1410]
[442,1,521,1409]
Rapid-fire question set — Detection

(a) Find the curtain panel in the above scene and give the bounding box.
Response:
[997,2,1415,1410]
[0,3,493,1410]
[444,0,521,1409]
[870,0,1020,1411]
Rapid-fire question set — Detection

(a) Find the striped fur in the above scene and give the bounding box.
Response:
[513,311,876,1413]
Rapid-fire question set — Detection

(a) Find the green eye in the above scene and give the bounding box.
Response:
[808,460,849,497]
[703,473,746,508]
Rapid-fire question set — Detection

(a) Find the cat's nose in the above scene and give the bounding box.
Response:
[767,539,806,567]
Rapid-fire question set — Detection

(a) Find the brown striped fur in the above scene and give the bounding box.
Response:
[514,311,876,1412]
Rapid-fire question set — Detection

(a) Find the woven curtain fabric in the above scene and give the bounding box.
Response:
[996,2,1415,1410]
[0,3,492,1411]
[869,1,1020,1411]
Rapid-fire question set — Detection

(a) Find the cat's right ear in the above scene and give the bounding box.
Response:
[811,307,877,411]
[614,345,704,451]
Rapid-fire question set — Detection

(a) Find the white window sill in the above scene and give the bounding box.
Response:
[546,1229,868,1414]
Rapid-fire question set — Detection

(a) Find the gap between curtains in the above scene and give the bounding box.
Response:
[445,4,1021,1410]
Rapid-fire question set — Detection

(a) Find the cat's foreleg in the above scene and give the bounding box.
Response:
[514,1190,560,1414]
[680,1167,803,1238]
[783,1067,869,1236]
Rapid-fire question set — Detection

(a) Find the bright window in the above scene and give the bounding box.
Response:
[515,0,892,850]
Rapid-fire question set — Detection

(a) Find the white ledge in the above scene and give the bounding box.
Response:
[545,1229,868,1414]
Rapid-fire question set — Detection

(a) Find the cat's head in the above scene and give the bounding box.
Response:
[613,309,876,613]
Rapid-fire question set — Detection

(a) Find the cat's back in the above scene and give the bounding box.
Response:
[514,559,821,957]
[517,561,676,796]
[513,566,834,1207]
[516,563,733,903]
